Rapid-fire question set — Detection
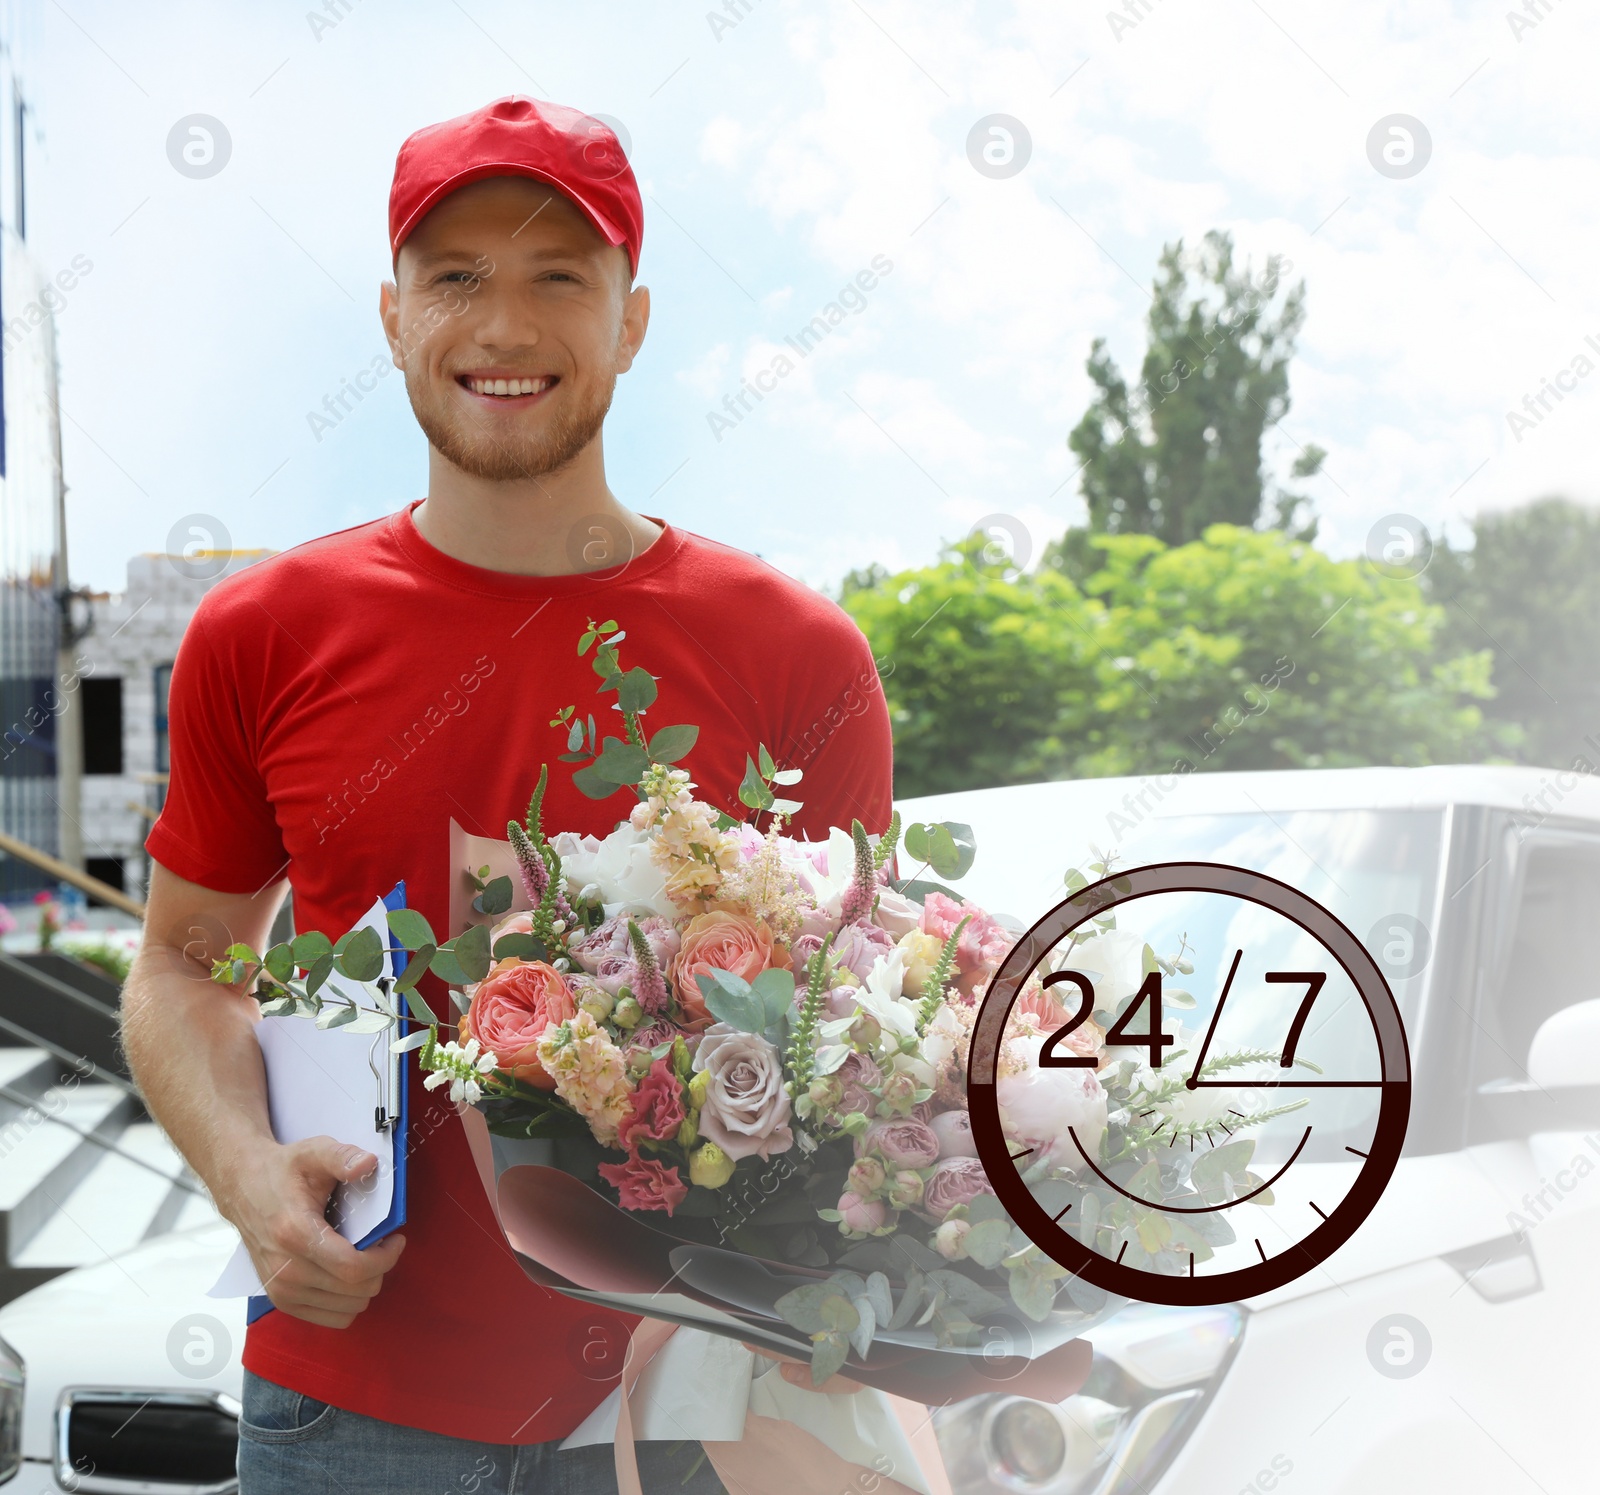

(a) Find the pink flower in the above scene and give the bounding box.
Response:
[837,1192,886,1234]
[921,1157,997,1221]
[461,959,576,1089]
[858,1117,940,1169]
[919,891,1013,995]
[598,1152,689,1215]
[617,1056,687,1149]
[673,911,778,1029]
[692,1025,793,1160]
[832,921,894,982]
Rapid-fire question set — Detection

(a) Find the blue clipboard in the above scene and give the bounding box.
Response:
[247,880,412,1325]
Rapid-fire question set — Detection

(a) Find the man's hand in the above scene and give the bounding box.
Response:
[228,1136,407,1328]
[122,865,407,1332]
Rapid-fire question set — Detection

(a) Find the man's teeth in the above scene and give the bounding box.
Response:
[466,376,553,397]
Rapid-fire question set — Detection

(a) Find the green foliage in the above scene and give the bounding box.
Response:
[844,524,1499,795]
[1424,496,1600,768]
[840,534,1102,795]
[1067,229,1323,546]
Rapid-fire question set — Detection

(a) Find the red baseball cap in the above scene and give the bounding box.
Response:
[388,96,643,277]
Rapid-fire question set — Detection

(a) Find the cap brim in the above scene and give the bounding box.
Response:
[391,161,630,268]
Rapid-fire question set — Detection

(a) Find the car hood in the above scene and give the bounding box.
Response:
[0,1222,244,1462]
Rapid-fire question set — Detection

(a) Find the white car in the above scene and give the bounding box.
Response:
[2,764,1595,1494]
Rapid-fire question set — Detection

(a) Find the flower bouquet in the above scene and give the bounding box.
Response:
[213,620,1303,1405]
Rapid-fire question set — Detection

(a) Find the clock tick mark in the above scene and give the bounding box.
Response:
[1116,1240,1129,1263]
[1345,1146,1369,1159]
[1255,1238,1267,1262]
[1009,1147,1034,1162]
[1310,1201,1328,1220]
[1052,1202,1072,1222]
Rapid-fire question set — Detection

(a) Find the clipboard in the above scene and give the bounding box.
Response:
[244,880,413,1324]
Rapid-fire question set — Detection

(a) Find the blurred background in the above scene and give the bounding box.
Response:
[0,1,1596,1492]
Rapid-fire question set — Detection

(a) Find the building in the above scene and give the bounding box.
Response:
[76,549,274,901]
[0,15,67,900]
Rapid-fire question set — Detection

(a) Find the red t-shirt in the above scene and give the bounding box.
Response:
[145,501,894,1442]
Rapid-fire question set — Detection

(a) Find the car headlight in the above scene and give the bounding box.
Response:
[0,1334,21,1487]
[936,1304,1244,1495]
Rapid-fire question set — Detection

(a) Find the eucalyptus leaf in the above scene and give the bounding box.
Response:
[572,762,623,800]
[617,667,658,715]
[647,723,698,764]
[386,908,437,952]
[291,931,333,964]
[262,943,295,983]
[315,1003,361,1031]
[395,945,435,994]
[335,925,385,983]
[451,922,493,983]
[492,933,540,961]
[304,952,335,997]
[474,876,513,916]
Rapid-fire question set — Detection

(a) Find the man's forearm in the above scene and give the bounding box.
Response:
[121,947,276,1220]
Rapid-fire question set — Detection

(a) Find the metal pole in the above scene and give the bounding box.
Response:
[45,294,81,871]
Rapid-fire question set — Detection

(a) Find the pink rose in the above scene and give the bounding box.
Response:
[598,1151,689,1215]
[461,959,576,1089]
[921,1156,997,1221]
[674,911,778,1028]
[617,1055,687,1149]
[859,1117,940,1169]
[837,1192,886,1234]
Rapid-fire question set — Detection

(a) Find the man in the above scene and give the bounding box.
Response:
[122,96,893,1494]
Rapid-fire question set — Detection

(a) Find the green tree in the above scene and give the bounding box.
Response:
[838,537,1100,797]
[1078,525,1499,777]
[1066,230,1325,549]
[1424,497,1600,768]
[842,526,1501,795]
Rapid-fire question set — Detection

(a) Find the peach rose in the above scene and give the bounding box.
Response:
[673,911,777,1028]
[461,958,576,1089]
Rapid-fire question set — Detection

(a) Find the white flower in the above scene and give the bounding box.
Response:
[1056,929,1147,1010]
[554,825,675,919]
[997,1032,1108,1170]
[849,948,921,1043]
[422,1037,497,1106]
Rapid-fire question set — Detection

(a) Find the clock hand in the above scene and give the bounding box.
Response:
[1186,947,1243,1090]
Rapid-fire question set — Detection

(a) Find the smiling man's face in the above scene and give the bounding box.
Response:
[382,176,647,483]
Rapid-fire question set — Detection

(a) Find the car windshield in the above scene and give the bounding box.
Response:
[962,805,1444,1162]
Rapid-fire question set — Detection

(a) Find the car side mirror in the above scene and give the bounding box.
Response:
[1528,1000,1600,1089]
[1470,1000,1600,1144]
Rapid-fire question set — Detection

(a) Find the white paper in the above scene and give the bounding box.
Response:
[558,1326,935,1495]
[208,896,398,1299]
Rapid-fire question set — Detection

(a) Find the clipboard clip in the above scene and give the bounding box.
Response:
[370,975,395,1132]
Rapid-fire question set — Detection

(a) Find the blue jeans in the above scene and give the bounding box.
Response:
[237,1369,727,1494]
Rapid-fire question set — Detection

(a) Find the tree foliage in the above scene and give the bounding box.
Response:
[1424,496,1600,769]
[843,526,1501,797]
[1068,230,1324,547]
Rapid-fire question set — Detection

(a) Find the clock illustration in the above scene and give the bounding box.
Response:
[967,861,1411,1307]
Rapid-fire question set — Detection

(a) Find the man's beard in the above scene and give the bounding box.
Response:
[405,368,615,482]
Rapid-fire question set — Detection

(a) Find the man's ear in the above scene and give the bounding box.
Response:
[380,280,403,370]
[616,283,650,375]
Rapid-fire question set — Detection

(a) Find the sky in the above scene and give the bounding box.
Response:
[23,0,1600,594]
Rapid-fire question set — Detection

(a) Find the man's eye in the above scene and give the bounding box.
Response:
[439,271,477,283]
